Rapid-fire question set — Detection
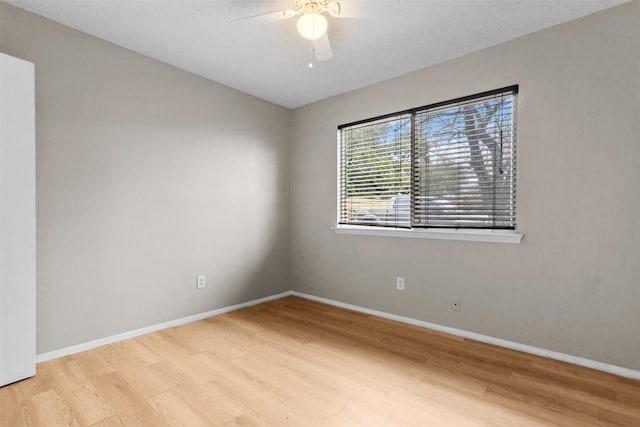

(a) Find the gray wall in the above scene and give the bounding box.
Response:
[1,0,638,372]
[290,1,640,370]
[0,3,291,354]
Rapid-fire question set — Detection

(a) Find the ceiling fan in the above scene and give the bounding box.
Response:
[233,0,345,66]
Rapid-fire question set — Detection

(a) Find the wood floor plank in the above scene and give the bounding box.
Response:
[482,384,605,426]
[0,379,30,427]
[67,382,116,426]
[1,295,638,426]
[195,351,292,406]
[18,364,57,400]
[91,372,167,427]
[120,338,164,367]
[88,416,126,427]
[26,389,80,427]
[97,344,169,399]
[48,359,115,426]
[327,403,409,427]
[148,360,243,425]
[73,351,114,379]
[222,413,266,427]
[146,390,214,427]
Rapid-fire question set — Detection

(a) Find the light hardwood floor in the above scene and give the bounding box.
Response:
[1,296,639,426]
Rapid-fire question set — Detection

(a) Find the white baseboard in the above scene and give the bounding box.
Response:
[291,291,640,380]
[37,289,640,381]
[36,291,293,363]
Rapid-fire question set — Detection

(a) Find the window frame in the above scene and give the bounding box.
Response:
[335,85,522,244]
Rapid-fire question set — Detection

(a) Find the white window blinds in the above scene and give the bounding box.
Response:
[339,114,412,227]
[339,86,517,230]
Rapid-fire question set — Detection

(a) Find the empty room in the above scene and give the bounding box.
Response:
[0,0,639,425]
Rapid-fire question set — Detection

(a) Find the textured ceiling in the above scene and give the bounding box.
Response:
[4,0,628,108]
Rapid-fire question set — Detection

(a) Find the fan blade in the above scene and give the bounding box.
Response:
[327,1,341,17]
[329,1,358,18]
[314,33,333,61]
[231,9,297,23]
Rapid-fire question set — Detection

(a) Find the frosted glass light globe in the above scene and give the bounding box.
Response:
[296,13,328,40]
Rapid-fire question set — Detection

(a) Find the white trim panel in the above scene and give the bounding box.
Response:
[0,54,36,387]
[333,225,523,244]
[36,291,293,363]
[291,291,640,380]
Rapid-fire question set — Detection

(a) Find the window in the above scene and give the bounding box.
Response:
[338,86,517,231]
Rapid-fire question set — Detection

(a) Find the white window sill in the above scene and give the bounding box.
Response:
[332,225,523,244]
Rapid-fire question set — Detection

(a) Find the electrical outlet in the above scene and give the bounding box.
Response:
[396,277,405,291]
[196,275,206,289]
[451,297,460,311]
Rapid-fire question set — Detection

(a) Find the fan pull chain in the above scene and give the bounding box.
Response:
[308,11,315,68]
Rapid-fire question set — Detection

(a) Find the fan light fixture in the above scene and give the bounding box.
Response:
[297,12,328,40]
[232,0,338,64]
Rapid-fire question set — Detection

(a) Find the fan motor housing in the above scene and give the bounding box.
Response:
[295,0,339,16]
